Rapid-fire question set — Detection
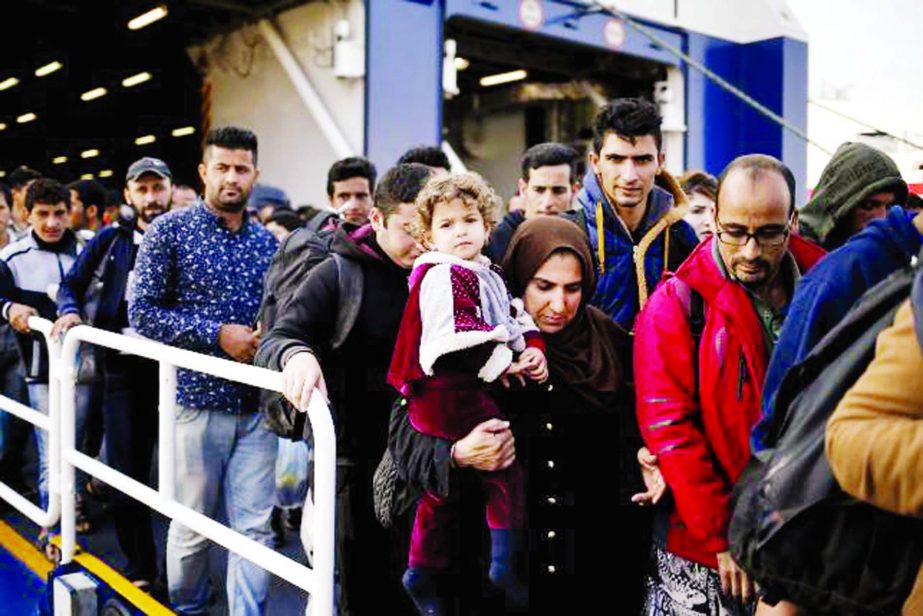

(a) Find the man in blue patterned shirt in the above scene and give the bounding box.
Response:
[129,127,277,615]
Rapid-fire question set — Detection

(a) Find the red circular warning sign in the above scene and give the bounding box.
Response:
[604,18,626,49]
[519,0,544,31]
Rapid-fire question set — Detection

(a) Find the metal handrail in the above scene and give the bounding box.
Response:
[0,316,61,528]
[56,324,335,615]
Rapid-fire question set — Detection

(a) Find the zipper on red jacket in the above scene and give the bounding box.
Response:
[737,351,747,400]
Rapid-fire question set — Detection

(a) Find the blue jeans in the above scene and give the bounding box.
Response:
[167,406,276,616]
[28,382,94,512]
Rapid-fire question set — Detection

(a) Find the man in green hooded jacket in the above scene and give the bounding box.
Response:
[799,142,907,250]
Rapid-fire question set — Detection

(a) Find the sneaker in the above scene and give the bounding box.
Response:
[284,507,302,531]
[85,477,110,503]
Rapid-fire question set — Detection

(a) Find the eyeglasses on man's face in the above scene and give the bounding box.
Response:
[714,220,791,248]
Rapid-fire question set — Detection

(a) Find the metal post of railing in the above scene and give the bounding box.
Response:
[0,317,64,530]
[306,392,336,616]
[158,362,177,502]
[58,324,336,615]
[0,395,52,523]
[57,330,77,565]
[44,325,63,533]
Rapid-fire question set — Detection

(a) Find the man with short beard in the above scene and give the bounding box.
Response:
[572,99,700,611]
[53,156,174,590]
[634,155,826,615]
[574,98,699,331]
[130,128,278,615]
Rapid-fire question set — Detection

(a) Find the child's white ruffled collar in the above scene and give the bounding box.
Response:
[412,251,492,271]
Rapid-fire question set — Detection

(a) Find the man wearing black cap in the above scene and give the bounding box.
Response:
[52,156,172,588]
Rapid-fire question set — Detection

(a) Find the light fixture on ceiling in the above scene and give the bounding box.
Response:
[135,134,156,146]
[81,149,100,159]
[479,69,528,87]
[53,156,68,164]
[80,173,95,180]
[0,123,6,131]
[128,5,168,31]
[98,169,114,178]
[122,72,152,88]
[81,87,107,102]
[17,112,37,124]
[454,57,470,71]
[35,61,63,77]
[171,126,195,137]
[0,77,20,91]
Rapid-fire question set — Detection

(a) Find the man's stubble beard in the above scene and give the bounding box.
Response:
[207,187,249,214]
[140,207,166,224]
[604,182,645,210]
[213,199,246,213]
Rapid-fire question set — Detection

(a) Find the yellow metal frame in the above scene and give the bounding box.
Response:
[0,519,173,615]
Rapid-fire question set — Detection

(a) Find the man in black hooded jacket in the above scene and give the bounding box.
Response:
[257,163,428,615]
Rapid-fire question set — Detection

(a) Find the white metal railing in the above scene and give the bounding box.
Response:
[0,317,334,615]
[0,316,61,528]
[58,324,335,615]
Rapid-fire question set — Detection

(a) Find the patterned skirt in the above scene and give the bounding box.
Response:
[642,546,755,616]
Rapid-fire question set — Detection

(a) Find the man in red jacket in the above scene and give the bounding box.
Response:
[634,154,825,615]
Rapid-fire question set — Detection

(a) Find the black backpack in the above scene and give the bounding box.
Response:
[259,226,364,439]
[728,263,923,615]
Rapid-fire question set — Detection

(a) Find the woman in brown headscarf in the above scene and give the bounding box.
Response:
[391,217,641,613]
[501,215,624,412]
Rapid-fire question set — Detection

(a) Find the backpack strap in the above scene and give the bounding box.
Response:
[573,207,588,233]
[689,287,705,341]
[688,287,705,397]
[95,231,122,279]
[331,254,364,350]
[306,211,339,233]
[83,230,122,322]
[673,276,705,396]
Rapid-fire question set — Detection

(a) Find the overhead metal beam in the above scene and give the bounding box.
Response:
[257,18,354,158]
[187,0,259,17]
[188,0,318,19]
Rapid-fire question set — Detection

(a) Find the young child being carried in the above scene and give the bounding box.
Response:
[388,172,547,614]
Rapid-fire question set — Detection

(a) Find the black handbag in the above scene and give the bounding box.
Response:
[729,266,923,615]
[372,447,421,528]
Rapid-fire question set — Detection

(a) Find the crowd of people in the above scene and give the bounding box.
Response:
[0,95,920,616]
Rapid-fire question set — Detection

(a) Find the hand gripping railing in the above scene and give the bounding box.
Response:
[0,316,61,528]
[57,325,335,616]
